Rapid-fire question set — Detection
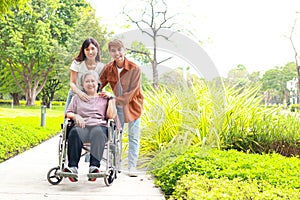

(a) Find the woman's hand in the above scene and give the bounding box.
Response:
[74,114,86,128]
[78,90,90,102]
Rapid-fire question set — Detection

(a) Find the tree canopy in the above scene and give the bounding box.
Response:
[0,0,113,106]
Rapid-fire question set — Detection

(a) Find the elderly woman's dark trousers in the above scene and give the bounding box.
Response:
[67,126,108,168]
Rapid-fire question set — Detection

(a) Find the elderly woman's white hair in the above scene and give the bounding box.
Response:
[80,71,100,92]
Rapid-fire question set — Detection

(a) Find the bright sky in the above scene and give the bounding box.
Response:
[88,0,300,77]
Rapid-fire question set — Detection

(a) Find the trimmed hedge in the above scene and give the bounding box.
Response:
[151,147,300,198]
[0,100,65,106]
[171,173,300,200]
[0,116,62,162]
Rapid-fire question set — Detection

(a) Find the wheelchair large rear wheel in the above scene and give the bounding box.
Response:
[104,168,116,186]
[47,167,63,185]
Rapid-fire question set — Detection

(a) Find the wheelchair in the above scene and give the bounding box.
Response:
[47,117,122,186]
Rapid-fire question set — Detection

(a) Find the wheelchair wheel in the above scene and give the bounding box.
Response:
[104,168,116,186]
[47,167,63,185]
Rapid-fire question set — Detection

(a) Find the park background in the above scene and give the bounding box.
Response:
[1,0,300,199]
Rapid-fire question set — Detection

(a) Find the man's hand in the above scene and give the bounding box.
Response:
[99,91,113,99]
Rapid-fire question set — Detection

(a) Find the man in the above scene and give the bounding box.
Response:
[100,39,144,177]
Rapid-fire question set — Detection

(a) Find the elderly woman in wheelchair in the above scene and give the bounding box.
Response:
[64,70,117,182]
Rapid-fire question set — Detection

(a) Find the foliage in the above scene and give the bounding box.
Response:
[290,104,299,112]
[0,115,63,162]
[221,85,300,155]
[0,0,88,105]
[224,62,298,106]
[0,100,65,106]
[224,64,261,89]
[171,173,300,200]
[0,62,22,96]
[151,148,300,196]
[141,80,300,169]
[0,0,27,15]
[127,41,152,65]
[226,64,249,88]
[40,77,63,107]
[261,62,297,105]
[0,0,112,106]
[139,79,212,165]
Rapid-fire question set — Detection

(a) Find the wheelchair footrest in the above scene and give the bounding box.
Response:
[56,171,78,178]
[87,171,106,178]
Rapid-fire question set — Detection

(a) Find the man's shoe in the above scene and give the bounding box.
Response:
[128,168,138,177]
[63,167,78,182]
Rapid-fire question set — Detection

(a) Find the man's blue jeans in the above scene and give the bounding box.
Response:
[117,106,140,169]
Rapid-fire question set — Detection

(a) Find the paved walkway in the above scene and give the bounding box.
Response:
[0,135,165,200]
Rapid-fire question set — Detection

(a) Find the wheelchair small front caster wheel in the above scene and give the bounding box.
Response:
[104,168,115,186]
[47,167,63,185]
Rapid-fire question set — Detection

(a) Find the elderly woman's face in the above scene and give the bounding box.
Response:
[83,74,97,95]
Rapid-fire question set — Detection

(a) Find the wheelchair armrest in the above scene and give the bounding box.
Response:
[108,119,115,127]
[61,118,73,129]
[64,118,75,128]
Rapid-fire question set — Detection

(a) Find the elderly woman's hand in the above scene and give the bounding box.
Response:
[74,114,85,128]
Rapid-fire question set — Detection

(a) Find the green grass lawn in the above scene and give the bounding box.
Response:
[0,106,65,162]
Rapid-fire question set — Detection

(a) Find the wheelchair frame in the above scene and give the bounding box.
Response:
[47,119,122,186]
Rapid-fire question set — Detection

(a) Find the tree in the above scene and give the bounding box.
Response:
[123,0,178,89]
[0,0,89,106]
[261,63,297,105]
[261,68,282,105]
[248,71,261,85]
[40,79,63,108]
[226,64,249,88]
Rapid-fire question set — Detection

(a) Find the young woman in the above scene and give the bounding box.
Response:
[64,38,104,113]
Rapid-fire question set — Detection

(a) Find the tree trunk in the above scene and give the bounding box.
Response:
[283,89,288,109]
[25,91,36,106]
[152,61,159,89]
[10,93,20,106]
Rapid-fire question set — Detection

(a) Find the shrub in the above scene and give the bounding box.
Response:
[170,173,300,200]
[0,116,62,162]
[290,104,299,112]
[152,148,300,195]
[0,100,65,106]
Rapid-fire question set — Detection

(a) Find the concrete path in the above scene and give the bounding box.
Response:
[0,135,165,200]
